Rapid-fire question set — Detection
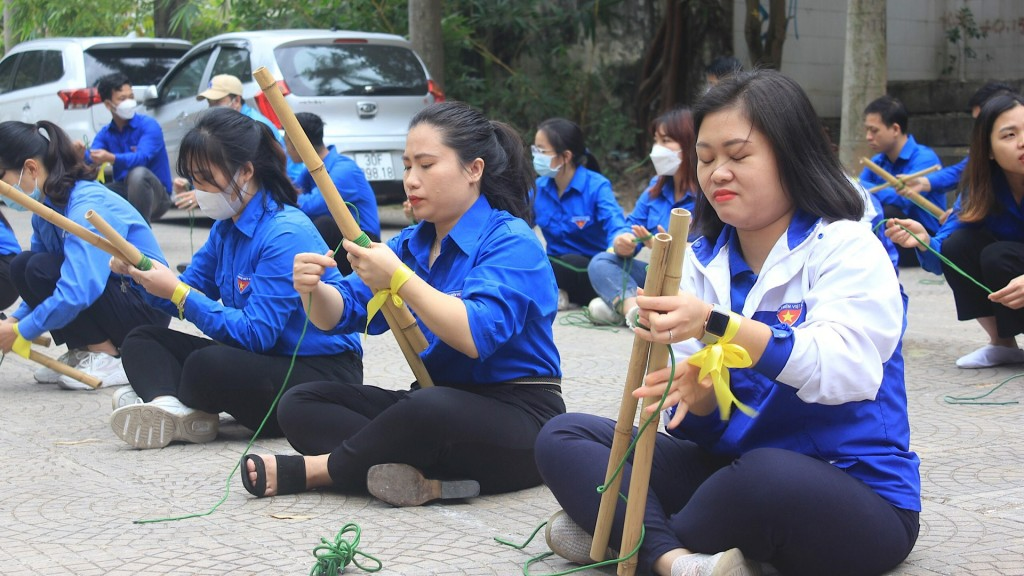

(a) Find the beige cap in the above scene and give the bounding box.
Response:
[197,74,243,101]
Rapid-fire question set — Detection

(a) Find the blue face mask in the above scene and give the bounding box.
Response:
[532,151,563,178]
[1,168,42,211]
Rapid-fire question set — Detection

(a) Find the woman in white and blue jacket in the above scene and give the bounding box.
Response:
[0,121,168,389]
[108,107,362,450]
[536,71,920,576]
[586,107,699,324]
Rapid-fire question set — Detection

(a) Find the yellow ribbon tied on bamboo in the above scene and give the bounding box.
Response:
[364,264,416,338]
[687,315,759,421]
[10,323,31,359]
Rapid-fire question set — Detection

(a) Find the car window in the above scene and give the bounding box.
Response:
[12,50,64,90]
[85,47,189,87]
[274,44,427,97]
[0,55,18,95]
[160,49,213,103]
[210,46,251,80]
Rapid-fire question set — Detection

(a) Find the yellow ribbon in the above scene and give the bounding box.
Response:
[10,323,31,359]
[687,313,758,421]
[364,264,416,337]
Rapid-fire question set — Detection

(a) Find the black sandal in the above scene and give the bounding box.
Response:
[240,454,307,497]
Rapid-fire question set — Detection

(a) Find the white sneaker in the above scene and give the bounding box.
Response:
[544,510,613,565]
[33,349,88,384]
[110,396,218,449]
[671,548,762,576]
[111,387,142,410]
[955,344,1024,369]
[587,296,624,326]
[57,351,129,390]
[557,289,580,311]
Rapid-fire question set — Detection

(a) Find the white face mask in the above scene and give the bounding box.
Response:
[195,172,248,220]
[113,98,137,120]
[650,144,682,176]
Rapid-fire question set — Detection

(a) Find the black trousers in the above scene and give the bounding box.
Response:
[535,414,919,576]
[550,253,597,305]
[10,251,168,349]
[120,325,363,436]
[941,227,1024,338]
[313,215,380,276]
[278,379,565,493]
[0,253,18,310]
[106,166,171,224]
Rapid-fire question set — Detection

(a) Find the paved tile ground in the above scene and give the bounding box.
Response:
[1,206,1022,575]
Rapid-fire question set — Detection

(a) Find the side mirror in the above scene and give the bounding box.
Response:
[139,84,159,106]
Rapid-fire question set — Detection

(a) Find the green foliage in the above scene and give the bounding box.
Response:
[941,5,990,80]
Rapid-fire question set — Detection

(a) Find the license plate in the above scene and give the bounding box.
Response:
[354,152,396,181]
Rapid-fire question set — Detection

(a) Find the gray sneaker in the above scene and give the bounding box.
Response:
[544,510,613,565]
[33,349,88,384]
[670,548,762,576]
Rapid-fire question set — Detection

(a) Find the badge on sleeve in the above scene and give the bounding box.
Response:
[776,303,804,326]
[572,215,591,229]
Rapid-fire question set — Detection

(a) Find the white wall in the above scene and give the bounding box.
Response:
[731,0,1024,117]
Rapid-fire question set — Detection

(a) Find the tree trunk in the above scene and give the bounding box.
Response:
[409,0,445,91]
[744,0,786,69]
[154,0,186,38]
[839,0,886,173]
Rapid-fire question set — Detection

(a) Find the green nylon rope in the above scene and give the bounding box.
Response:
[555,234,653,331]
[873,218,993,293]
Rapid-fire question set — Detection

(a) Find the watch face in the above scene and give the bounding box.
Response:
[706,310,731,337]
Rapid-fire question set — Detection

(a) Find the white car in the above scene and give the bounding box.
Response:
[141,29,443,203]
[0,36,191,145]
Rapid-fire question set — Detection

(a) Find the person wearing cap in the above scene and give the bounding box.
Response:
[86,73,174,224]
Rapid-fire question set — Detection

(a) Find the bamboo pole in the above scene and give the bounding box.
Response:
[32,334,51,347]
[591,209,691,575]
[252,67,433,387]
[84,210,152,270]
[860,158,945,218]
[864,164,940,194]
[0,180,133,265]
[28,350,101,388]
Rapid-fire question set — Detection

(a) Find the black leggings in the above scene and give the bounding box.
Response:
[549,253,597,305]
[106,166,171,224]
[535,413,919,576]
[10,251,168,348]
[278,380,565,493]
[0,253,18,310]
[120,325,363,436]
[941,227,1024,338]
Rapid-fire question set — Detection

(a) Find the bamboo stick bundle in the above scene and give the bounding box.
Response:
[860,158,945,218]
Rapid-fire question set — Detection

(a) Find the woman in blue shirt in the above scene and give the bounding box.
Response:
[0,121,169,389]
[532,118,627,309]
[0,211,21,310]
[108,107,363,449]
[887,92,1024,369]
[586,107,699,325]
[240,102,565,507]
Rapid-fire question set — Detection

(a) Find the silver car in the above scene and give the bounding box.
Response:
[142,29,443,203]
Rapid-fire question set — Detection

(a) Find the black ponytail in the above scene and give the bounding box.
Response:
[536,117,602,174]
[0,120,97,207]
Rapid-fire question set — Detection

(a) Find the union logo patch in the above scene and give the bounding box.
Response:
[236,275,251,293]
[776,303,804,326]
[572,215,591,229]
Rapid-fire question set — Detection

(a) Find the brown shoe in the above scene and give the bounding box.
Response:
[366,463,479,507]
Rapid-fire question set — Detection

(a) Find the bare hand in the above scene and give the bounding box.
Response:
[123,259,179,299]
[633,292,711,344]
[294,251,337,295]
[172,177,191,195]
[939,207,953,226]
[109,256,133,276]
[90,149,115,165]
[634,361,715,427]
[343,239,402,291]
[173,190,197,211]
[990,274,1024,310]
[402,200,416,223]
[884,218,930,250]
[612,232,636,256]
[897,176,930,198]
[0,322,15,354]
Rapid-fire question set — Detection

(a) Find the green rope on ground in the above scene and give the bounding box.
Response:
[874,219,993,294]
[944,372,1024,406]
[309,523,382,575]
[497,315,675,575]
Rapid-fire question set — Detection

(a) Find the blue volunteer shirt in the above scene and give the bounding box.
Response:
[145,190,360,357]
[533,165,627,258]
[0,216,20,255]
[927,156,967,194]
[920,170,1024,275]
[626,177,698,246]
[295,146,381,237]
[858,135,944,232]
[12,180,167,340]
[330,194,561,385]
[88,114,173,193]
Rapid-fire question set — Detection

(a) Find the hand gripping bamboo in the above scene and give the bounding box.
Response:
[84,210,153,270]
[590,209,691,576]
[860,158,945,218]
[864,164,940,194]
[0,180,134,265]
[252,67,433,388]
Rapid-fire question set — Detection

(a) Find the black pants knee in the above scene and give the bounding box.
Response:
[941,228,1024,337]
[313,215,379,275]
[120,325,363,435]
[550,253,596,305]
[10,251,168,348]
[106,167,170,224]
[278,380,564,493]
[534,413,919,576]
[0,253,18,310]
